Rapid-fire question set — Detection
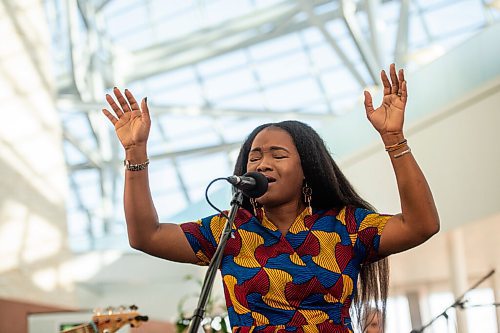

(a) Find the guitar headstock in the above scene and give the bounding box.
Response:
[92,305,148,333]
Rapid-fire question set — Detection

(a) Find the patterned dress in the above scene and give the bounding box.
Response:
[180,206,390,333]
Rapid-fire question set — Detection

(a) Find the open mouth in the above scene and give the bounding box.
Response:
[265,176,276,184]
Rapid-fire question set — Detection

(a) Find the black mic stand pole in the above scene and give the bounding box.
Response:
[465,302,500,308]
[187,188,244,333]
[410,269,495,333]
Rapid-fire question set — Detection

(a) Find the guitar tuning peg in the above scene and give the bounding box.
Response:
[93,307,102,315]
[129,304,138,311]
[105,306,114,314]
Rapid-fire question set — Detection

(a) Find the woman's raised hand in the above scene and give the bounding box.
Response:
[363,63,407,138]
[102,87,151,150]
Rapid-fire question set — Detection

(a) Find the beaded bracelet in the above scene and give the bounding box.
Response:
[124,159,150,171]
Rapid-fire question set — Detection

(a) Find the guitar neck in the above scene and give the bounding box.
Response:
[59,307,147,333]
[61,323,96,333]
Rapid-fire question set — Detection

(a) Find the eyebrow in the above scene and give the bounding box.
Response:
[249,146,290,153]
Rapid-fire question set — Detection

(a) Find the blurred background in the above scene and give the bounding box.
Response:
[1,0,500,332]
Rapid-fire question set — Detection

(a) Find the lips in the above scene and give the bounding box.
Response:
[264,175,276,183]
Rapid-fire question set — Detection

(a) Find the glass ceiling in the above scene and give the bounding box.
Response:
[43,0,500,252]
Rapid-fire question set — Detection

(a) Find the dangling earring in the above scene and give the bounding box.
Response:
[302,182,313,215]
[250,198,260,216]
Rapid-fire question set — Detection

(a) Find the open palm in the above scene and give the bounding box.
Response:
[364,64,407,136]
[102,88,151,150]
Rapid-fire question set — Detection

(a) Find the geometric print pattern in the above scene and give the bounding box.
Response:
[180,206,390,333]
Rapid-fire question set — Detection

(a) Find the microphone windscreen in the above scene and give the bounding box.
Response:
[243,172,268,198]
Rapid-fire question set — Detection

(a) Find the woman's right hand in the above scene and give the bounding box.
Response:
[102,87,150,150]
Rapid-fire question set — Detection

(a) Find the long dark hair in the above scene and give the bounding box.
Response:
[233,120,388,330]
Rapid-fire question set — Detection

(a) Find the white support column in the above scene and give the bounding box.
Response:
[406,290,423,330]
[447,229,469,333]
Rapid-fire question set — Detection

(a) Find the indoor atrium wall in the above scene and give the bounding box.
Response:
[0,0,74,307]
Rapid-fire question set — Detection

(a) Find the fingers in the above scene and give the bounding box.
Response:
[398,68,405,87]
[102,108,118,125]
[381,70,391,96]
[389,63,399,95]
[400,80,408,103]
[105,93,124,118]
[124,89,140,112]
[398,68,406,98]
[141,97,150,120]
[113,87,132,113]
[382,64,406,100]
[363,91,374,116]
[105,87,147,117]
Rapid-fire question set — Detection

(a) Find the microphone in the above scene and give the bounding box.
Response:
[226,172,268,198]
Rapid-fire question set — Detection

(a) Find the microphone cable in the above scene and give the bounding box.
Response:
[204,177,230,219]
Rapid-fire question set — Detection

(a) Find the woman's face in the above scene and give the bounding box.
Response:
[246,127,304,209]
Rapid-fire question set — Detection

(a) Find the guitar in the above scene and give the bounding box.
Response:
[60,305,148,333]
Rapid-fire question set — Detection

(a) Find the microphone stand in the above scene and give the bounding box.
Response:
[464,302,500,308]
[187,188,244,333]
[410,269,495,333]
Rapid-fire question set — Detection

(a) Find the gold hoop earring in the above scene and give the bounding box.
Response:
[302,182,312,215]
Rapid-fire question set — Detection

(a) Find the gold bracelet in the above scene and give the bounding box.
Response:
[385,139,408,152]
[393,147,411,158]
[124,159,150,171]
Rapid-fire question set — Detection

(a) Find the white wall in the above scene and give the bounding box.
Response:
[0,0,75,306]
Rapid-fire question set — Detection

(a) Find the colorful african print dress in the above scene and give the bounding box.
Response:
[180,206,390,333]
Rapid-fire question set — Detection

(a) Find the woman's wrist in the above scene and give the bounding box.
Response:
[381,132,412,159]
[380,132,405,147]
[125,144,148,163]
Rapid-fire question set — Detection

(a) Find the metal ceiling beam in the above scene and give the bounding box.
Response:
[298,32,334,114]
[95,0,112,12]
[125,0,341,83]
[171,158,193,205]
[364,0,383,66]
[68,172,96,247]
[340,0,380,84]
[56,98,335,120]
[300,0,369,88]
[70,141,243,171]
[63,130,102,168]
[133,2,298,63]
[395,0,410,66]
[140,141,243,160]
[63,0,120,236]
[153,114,192,204]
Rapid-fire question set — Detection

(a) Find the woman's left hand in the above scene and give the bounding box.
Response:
[363,63,407,138]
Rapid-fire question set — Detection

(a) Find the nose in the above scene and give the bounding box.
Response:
[256,155,273,172]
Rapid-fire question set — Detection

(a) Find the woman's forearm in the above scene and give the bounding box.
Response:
[384,133,440,240]
[123,145,160,249]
